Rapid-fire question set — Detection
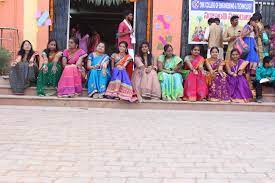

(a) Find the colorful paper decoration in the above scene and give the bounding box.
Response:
[36,11,52,27]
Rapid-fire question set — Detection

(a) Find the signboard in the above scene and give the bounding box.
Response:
[188,0,255,44]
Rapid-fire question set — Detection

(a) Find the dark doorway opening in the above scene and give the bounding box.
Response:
[69,1,134,55]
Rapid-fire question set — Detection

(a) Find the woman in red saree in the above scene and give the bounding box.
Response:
[183,45,208,101]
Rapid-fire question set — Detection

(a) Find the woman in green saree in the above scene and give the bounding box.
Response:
[36,39,62,96]
[157,44,183,100]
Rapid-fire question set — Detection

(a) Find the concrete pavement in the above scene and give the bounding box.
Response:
[0,106,274,183]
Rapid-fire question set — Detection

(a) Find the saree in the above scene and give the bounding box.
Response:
[206,58,231,102]
[158,55,183,100]
[87,53,110,96]
[57,49,86,97]
[36,51,62,96]
[105,53,137,102]
[226,59,253,103]
[9,59,38,94]
[132,56,161,100]
[183,55,208,101]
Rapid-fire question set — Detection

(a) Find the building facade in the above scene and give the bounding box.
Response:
[0,0,274,57]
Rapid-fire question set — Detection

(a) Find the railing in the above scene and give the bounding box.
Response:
[255,0,275,25]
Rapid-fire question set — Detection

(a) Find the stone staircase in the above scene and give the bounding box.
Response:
[0,76,274,112]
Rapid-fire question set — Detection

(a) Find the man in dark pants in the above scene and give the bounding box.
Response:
[254,56,275,103]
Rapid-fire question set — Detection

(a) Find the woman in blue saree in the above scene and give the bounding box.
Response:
[87,42,110,98]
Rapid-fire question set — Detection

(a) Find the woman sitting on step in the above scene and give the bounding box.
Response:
[9,40,39,95]
[183,45,208,101]
[105,41,137,102]
[36,39,62,96]
[87,42,111,98]
[57,37,88,97]
[225,49,253,103]
[132,41,161,102]
[157,44,183,101]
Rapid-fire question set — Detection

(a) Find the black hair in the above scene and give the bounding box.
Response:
[230,15,239,22]
[162,44,174,67]
[163,44,173,54]
[210,46,219,54]
[79,24,89,38]
[138,41,152,66]
[231,48,241,56]
[253,12,262,21]
[263,56,272,66]
[190,44,201,53]
[95,42,106,52]
[264,25,271,29]
[123,10,132,17]
[117,41,129,55]
[69,37,80,47]
[17,40,35,61]
[208,18,215,25]
[43,39,59,57]
[248,16,258,25]
[214,18,220,23]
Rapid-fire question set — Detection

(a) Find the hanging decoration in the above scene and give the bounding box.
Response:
[35,11,52,27]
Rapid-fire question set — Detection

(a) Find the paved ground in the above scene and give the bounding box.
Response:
[0,106,274,183]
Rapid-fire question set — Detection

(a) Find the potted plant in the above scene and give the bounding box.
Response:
[0,47,11,75]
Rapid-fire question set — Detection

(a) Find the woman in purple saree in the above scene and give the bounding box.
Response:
[225,49,253,103]
[205,47,230,102]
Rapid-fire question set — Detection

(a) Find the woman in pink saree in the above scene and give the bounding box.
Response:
[57,37,88,97]
[183,45,208,101]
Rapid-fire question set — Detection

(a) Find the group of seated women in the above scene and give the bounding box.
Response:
[9,38,253,103]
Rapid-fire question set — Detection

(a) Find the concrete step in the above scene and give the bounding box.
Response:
[0,85,88,96]
[0,76,9,85]
[0,84,274,103]
[0,94,274,112]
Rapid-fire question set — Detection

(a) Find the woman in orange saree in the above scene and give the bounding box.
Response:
[183,45,208,101]
[205,47,231,102]
[105,41,137,102]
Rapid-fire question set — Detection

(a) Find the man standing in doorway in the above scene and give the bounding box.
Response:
[117,10,136,59]
[204,18,224,59]
[224,15,242,61]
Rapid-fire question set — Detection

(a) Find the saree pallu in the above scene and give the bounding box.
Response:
[132,68,161,99]
[206,59,231,102]
[57,65,82,96]
[227,59,253,103]
[9,61,38,94]
[158,72,183,100]
[36,62,62,96]
[57,49,86,96]
[183,55,208,101]
[105,68,137,102]
[87,54,111,96]
[158,55,183,100]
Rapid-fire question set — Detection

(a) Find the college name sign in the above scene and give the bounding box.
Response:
[189,0,255,44]
[191,0,254,13]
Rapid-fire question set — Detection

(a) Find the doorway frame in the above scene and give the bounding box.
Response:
[67,1,137,49]
[51,0,149,51]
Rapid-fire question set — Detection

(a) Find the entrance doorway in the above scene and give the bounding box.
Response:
[69,1,134,55]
